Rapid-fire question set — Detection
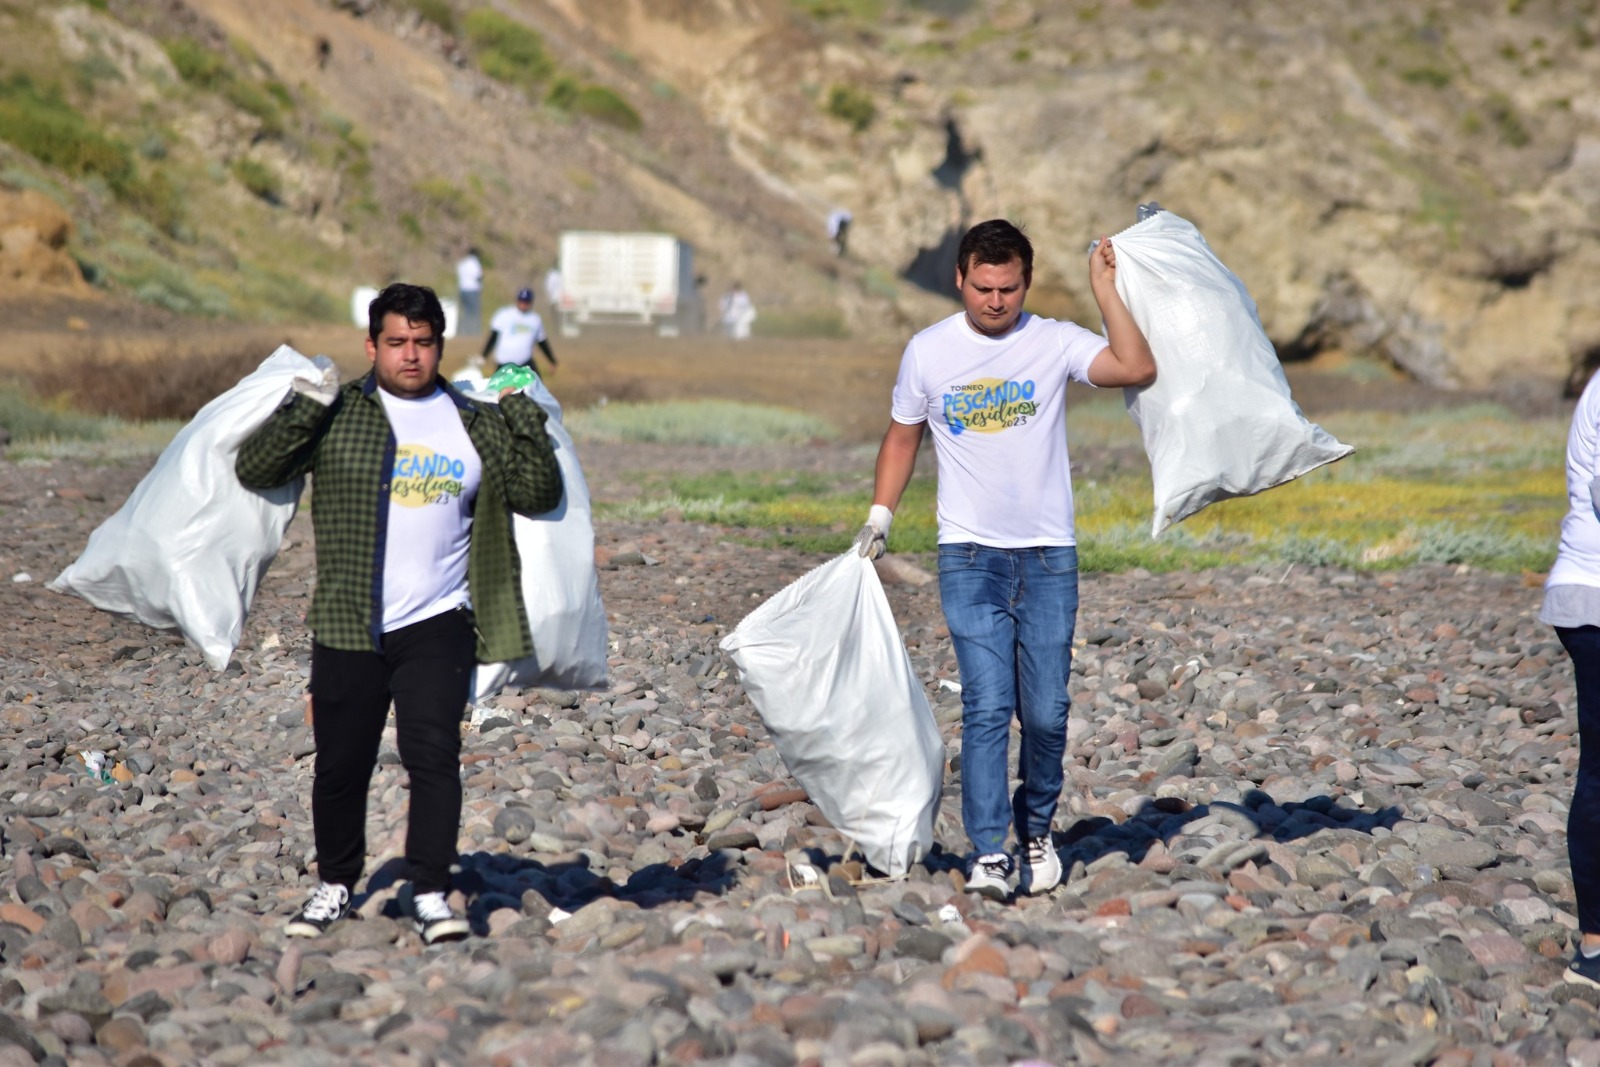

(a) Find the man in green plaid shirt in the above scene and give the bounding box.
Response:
[237,283,562,944]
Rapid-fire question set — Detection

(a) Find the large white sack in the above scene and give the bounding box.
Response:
[1108,211,1353,536]
[50,345,328,669]
[470,375,609,698]
[719,553,944,878]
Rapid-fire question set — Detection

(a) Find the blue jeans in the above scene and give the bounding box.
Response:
[1558,625,1600,934]
[939,543,1079,857]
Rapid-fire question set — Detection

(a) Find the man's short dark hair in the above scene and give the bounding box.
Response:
[957,219,1034,286]
[368,283,446,346]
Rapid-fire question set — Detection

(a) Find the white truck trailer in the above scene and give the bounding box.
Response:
[555,231,700,337]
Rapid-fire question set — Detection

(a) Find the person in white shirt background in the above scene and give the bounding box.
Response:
[718,282,756,340]
[482,287,558,374]
[455,247,483,336]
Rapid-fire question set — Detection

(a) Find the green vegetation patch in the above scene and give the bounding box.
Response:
[752,308,849,339]
[165,37,291,139]
[825,84,876,132]
[0,76,135,193]
[464,10,554,89]
[0,383,183,459]
[789,0,886,20]
[404,0,455,32]
[232,158,281,204]
[566,400,836,447]
[0,386,107,445]
[547,80,643,132]
[585,395,1567,574]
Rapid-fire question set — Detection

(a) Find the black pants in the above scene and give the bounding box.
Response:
[308,608,475,894]
[1559,625,1600,934]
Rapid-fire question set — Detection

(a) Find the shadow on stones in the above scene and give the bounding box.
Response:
[357,851,738,935]
[1058,788,1405,872]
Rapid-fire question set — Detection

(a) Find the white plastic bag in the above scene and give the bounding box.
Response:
[50,345,328,668]
[1108,211,1353,535]
[470,376,609,698]
[719,553,944,877]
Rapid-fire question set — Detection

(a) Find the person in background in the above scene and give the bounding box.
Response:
[827,207,853,258]
[718,281,756,340]
[455,247,483,336]
[544,263,564,313]
[236,283,563,945]
[1541,370,1600,989]
[854,218,1155,901]
[483,287,558,373]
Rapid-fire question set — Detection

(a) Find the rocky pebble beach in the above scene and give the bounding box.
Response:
[0,441,1595,1067]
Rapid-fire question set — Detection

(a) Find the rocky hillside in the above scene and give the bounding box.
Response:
[2,0,1598,392]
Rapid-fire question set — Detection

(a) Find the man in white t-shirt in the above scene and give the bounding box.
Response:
[455,247,483,336]
[854,219,1156,901]
[238,284,562,946]
[482,287,558,372]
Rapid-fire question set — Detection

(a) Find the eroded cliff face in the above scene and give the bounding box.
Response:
[543,0,1600,391]
[20,0,1600,391]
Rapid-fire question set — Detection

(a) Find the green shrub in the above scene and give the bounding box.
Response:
[122,166,185,237]
[546,79,642,131]
[97,240,232,318]
[825,84,875,132]
[414,177,476,219]
[165,38,227,88]
[0,77,135,193]
[232,158,281,204]
[1401,66,1451,88]
[464,10,554,89]
[545,76,579,111]
[752,308,848,338]
[223,79,285,138]
[791,0,885,19]
[0,387,106,444]
[1275,535,1353,568]
[573,85,642,131]
[1486,92,1530,146]
[405,0,455,32]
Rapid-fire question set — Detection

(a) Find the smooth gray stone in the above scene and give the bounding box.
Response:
[1423,939,1488,984]
[893,927,953,964]
[36,990,112,1030]
[492,806,537,845]
[1420,839,1499,870]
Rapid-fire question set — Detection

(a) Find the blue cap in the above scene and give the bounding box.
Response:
[517,288,534,302]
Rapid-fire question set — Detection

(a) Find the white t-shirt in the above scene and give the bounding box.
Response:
[545,269,564,306]
[1547,372,1600,596]
[891,311,1106,547]
[489,305,547,366]
[456,254,482,293]
[377,387,483,632]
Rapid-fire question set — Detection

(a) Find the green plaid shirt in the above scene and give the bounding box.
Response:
[236,373,563,661]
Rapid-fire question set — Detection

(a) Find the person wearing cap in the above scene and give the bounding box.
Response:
[482,287,558,373]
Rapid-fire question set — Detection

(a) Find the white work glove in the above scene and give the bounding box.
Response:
[291,355,340,405]
[852,504,893,560]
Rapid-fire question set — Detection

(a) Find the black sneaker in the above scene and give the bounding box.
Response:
[1567,949,1600,989]
[412,890,470,945]
[284,882,351,938]
[964,852,1014,902]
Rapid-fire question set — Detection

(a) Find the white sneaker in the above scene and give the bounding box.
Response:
[412,890,470,944]
[965,853,1014,901]
[1020,836,1062,895]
